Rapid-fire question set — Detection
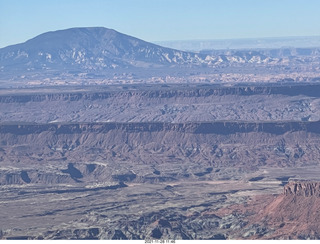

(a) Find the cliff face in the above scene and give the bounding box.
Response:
[216,181,320,240]
[284,181,320,197]
[1,84,320,103]
[1,84,320,123]
[250,181,320,239]
[1,121,320,186]
[1,121,320,135]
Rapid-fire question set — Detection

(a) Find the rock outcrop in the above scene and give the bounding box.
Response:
[243,181,320,239]
[284,181,320,197]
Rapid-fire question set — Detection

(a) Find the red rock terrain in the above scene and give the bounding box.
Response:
[260,181,320,239]
[215,181,320,239]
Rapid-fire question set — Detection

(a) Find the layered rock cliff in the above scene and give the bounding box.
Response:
[1,121,320,186]
[1,84,320,104]
[1,84,320,123]
[252,181,320,239]
[284,181,320,197]
[1,121,320,135]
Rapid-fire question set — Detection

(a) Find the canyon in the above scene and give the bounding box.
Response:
[1,27,320,240]
[1,83,320,239]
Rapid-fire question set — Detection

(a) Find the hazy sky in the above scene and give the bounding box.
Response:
[1,0,320,48]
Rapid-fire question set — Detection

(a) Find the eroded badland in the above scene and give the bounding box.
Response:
[1,28,320,240]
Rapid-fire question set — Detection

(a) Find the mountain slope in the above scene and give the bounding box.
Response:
[1,27,320,88]
[0,27,206,71]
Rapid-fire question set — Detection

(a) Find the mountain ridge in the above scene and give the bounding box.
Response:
[0,27,205,71]
[1,27,320,87]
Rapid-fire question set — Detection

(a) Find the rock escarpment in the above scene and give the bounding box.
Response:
[1,84,320,104]
[245,181,320,239]
[284,181,320,197]
[1,121,320,186]
[1,83,320,123]
[1,120,320,135]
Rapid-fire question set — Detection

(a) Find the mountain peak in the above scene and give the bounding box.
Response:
[1,27,317,87]
[23,27,133,51]
[0,27,204,73]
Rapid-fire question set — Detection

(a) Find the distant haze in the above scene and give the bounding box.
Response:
[1,0,320,48]
[156,36,320,51]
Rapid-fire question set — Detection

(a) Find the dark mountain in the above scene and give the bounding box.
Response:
[0,27,206,72]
